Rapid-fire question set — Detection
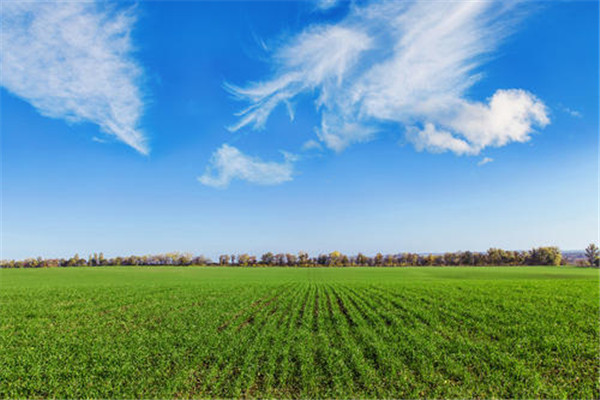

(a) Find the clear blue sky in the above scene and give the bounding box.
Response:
[1,1,598,260]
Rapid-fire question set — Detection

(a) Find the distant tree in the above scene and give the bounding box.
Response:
[406,253,419,266]
[503,251,519,266]
[67,254,83,267]
[528,247,562,266]
[219,255,230,266]
[238,254,251,266]
[2,245,576,269]
[285,253,297,266]
[487,248,505,265]
[442,253,455,266]
[356,253,368,266]
[585,243,599,267]
[177,253,193,265]
[297,251,309,266]
[261,252,274,266]
[317,254,328,266]
[544,247,562,266]
[422,254,436,266]
[340,254,350,266]
[192,255,211,265]
[329,251,342,266]
[384,255,395,266]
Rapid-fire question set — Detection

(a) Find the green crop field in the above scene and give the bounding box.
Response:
[1,266,598,399]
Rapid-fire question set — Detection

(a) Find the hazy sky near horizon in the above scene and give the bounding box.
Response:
[1,0,598,259]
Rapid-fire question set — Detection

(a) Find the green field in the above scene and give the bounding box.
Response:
[1,267,598,399]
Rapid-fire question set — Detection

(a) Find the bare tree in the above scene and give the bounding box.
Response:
[585,243,599,267]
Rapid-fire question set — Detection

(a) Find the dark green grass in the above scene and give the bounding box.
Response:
[1,267,598,399]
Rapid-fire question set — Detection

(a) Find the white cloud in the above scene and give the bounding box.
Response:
[301,139,323,151]
[477,157,494,166]
[198,144,295,188]
[561,106,582,118]
[445,89,549,153]
[315,0,339,11]
[91,136,107,144]
[0,2,148,153]
[407,123,475,155]
[227,1,550,156]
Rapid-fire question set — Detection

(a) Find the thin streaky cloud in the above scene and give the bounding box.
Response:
[315,0,340,11]
[0,1,148,153]
[301,139,323,151]
[477,157,494,166]
[561,106,583,118]
[227,0,550,156]
[92,136,107,144]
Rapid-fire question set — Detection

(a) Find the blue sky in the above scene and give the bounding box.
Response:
[1,0,598,260]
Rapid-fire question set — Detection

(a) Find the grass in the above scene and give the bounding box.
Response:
[1,266,598,399]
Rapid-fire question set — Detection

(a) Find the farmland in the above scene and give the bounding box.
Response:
[1,267,598,399]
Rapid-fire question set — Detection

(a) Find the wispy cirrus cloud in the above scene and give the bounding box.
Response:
[225,24,372,134]
[227,0,550,156]
[0,1,148,153]
[198,144,295,188]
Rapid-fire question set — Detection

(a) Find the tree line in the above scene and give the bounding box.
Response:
[2,244,599,268]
